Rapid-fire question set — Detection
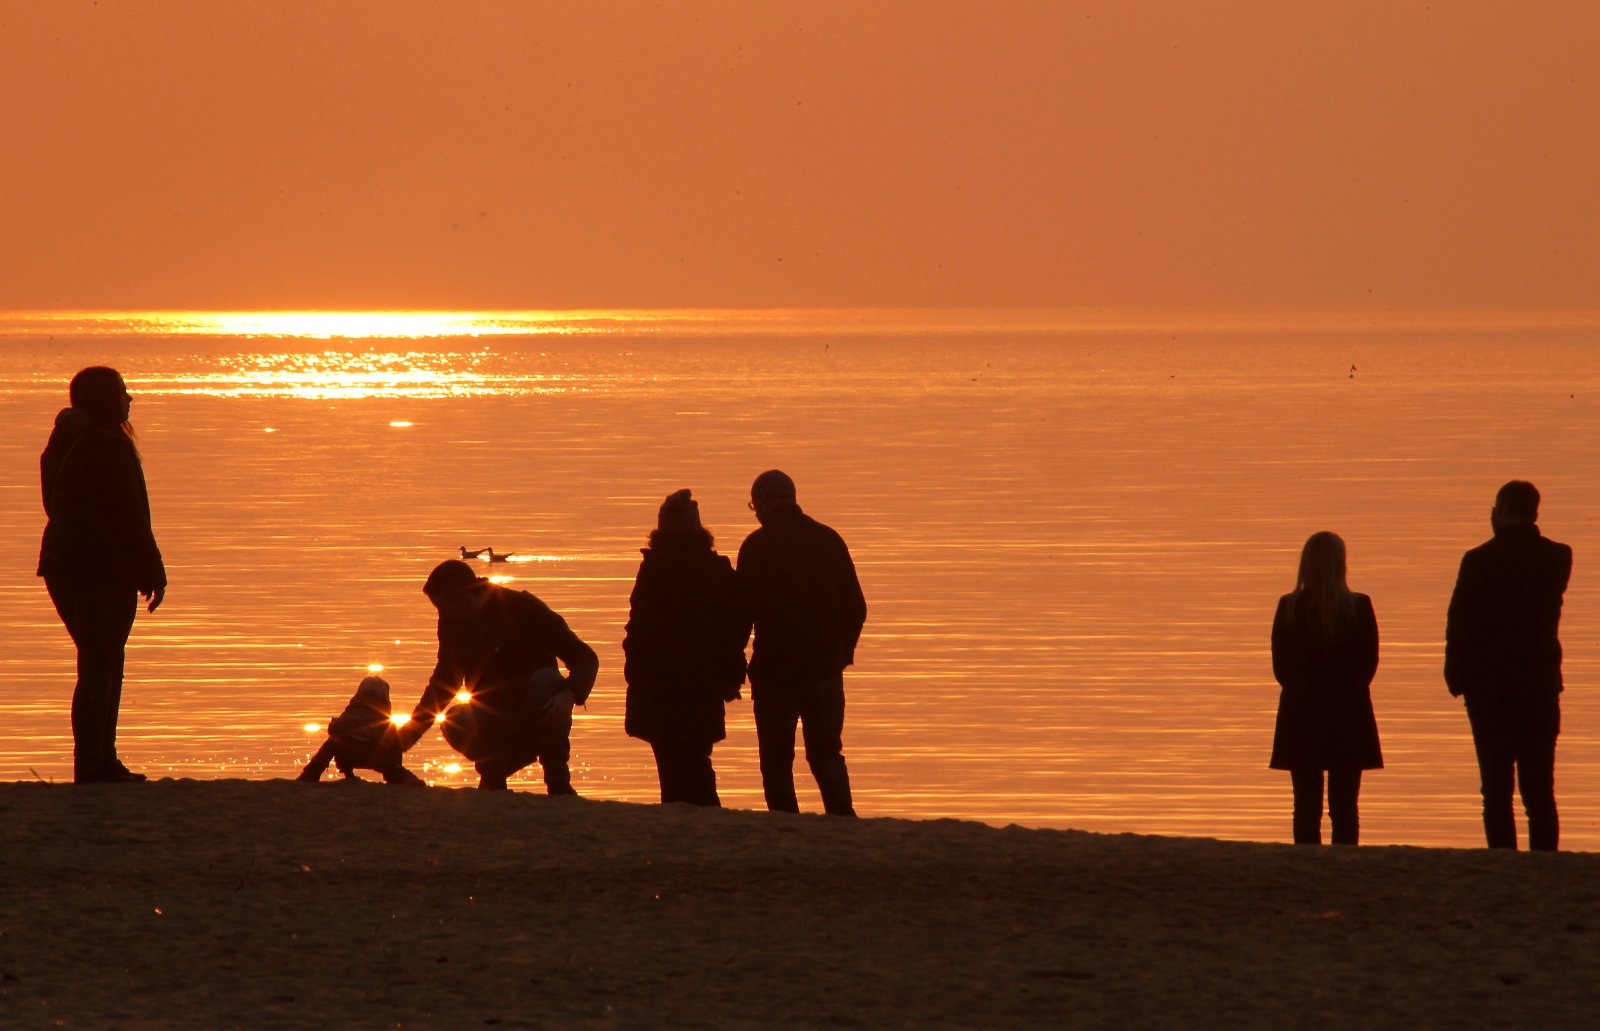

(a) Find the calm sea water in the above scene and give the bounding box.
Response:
[2,311,1597,849]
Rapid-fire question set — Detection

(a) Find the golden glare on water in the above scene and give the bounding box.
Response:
[388,421,414,428]
[389,714,411,727]
[454,691,472,704]
[21,310,609,339]
[367,663,384,673]
[303,723,321,734]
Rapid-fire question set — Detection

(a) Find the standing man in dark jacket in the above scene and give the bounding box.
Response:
[1445,481,1572,850]
[403,559,599,792]
[737,470,866,816]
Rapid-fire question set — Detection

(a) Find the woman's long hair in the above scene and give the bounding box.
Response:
[646,526,715,552]
[69,366,137,446]
[1290,531,1355,641]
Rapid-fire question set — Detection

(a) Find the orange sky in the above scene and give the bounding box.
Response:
[2,1,1596,312]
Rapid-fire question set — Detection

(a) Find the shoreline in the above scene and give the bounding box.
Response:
[4,779,1599,1028]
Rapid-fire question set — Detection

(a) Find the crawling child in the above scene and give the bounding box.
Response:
[297,675,424,785]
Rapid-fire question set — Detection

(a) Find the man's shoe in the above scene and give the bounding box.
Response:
[76,766,145,784]
[109,760,148,782]
[547,783,579,797]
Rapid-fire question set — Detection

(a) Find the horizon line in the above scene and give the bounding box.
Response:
[3,305,1600,340]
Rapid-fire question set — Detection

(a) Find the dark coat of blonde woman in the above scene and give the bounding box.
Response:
[1270,531,1381,845]
[38,366,166,784]
[623,490,749,806]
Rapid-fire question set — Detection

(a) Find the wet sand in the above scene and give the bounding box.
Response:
[3,779,1599,1028]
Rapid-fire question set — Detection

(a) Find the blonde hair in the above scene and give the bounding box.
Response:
[1289,531,1356,641]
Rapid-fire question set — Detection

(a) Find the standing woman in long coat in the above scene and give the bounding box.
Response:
[623,490,749,806]
[1270,531,1381,844]
[39,367,166,783]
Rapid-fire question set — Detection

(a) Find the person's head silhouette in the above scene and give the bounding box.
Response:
[1491,480,1540,532]
[748,469,797,524]
[69,366,132,431]
[423,559,491,619]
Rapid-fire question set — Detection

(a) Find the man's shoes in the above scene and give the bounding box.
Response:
[547,783,579,797]
[477,774,509,791]
[75,763,147,784]
[109,760,148,782]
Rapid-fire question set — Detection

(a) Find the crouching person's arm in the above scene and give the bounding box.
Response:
[399,674,457,749]
[540,625,599,721]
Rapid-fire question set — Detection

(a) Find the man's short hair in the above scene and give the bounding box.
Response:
[423,559,484,597]
[1495,480,1540,521]
[751,469,797,501]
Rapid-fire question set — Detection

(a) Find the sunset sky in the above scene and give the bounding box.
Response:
[2,1,1596,312]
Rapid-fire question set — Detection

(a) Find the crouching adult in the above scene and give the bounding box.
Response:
[403,559,599,792]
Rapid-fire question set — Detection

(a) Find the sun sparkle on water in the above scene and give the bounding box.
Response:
[2,310,619,339]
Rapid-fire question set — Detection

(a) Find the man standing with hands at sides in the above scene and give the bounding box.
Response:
[403,559,598,793]
[738,470,867,816]
[1445,481,1572,851]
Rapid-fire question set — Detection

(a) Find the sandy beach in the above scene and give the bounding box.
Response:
[2,781,1598,1028]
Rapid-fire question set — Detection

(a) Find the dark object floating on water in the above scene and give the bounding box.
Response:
[486,547,513,563]
[460,546,488,559]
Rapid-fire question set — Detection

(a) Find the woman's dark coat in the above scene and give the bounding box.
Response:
[37,408,166,592]
[1270,591,1383,771]
[623,545,749,746]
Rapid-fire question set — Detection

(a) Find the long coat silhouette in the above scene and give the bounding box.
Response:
[623,546,748,747]
[1270,592,1382,771]
[38,407,165,592]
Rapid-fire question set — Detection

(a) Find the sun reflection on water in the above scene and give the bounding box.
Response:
[143,349,582,400]
[3,310,623,339]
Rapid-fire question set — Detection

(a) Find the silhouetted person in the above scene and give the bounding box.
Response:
[1269,532,1382,845]
[403,559,599,792]
[1445,481,1572,851]
[623,490,749,806]
[38,367,166,784]
[298,676,424,785]
[737,471,866,816]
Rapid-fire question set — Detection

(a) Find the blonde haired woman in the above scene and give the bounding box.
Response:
[1270,531,1381,844]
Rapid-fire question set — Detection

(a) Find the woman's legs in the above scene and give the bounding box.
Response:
[1289,769,1324,844]
[47,577,138,781]
[1327,768,1363,845]
[652,740,721,807]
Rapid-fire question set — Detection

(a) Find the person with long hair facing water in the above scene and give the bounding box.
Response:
[38,366,166,784]
[1269,531,1381,844]
[623,490,749,806]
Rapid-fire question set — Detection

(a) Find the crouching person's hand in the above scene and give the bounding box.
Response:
[541,688,576,722]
